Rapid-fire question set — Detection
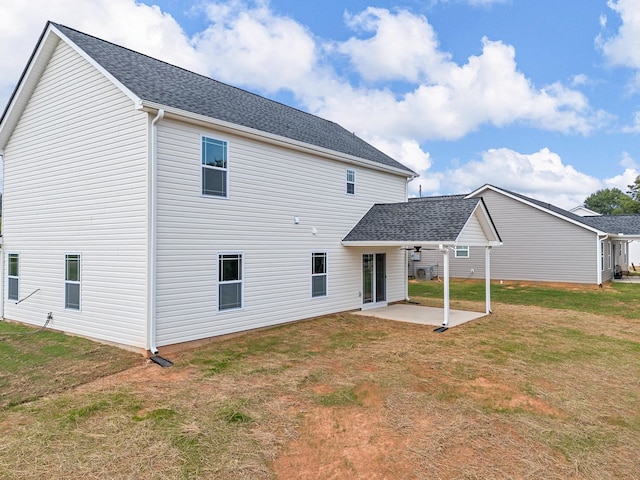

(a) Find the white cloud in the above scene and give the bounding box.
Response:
[339,8,450,83]
[622,111,640,133]
[193,0,317,93]
[0,0,204,110]
[603,152,639,190]
[438,147,603,208]
[598,0,640,85]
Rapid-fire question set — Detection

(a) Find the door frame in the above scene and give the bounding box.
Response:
[361,252,387,310]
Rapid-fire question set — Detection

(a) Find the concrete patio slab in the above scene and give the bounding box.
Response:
[352,303,488,328]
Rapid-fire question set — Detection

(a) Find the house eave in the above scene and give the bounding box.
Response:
[139,102,416,179]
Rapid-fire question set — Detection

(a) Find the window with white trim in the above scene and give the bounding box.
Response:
[202,136,228,197]
[455,246,469,258]
[601,241,605,271]
[7,253,19,302]
[346,169,355,195]
[608,242,613,270]
[312,252,327,297]
[219,254,242,310]
[65,254,81,310]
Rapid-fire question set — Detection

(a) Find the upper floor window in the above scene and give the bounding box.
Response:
[455,246,469,258]
[312,252,327,297]
[7,253,19,301]
[65,254,81,310]
[202,136,228,197]
[219,253,242,310]
[346,169,356,195]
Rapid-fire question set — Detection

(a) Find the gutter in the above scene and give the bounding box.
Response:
[147,108,164,354]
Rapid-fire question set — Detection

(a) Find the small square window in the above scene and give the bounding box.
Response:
[455,246,469,258]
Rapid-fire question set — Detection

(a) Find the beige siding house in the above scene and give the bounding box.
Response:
[413,185,640,285]
[0,22,419,353]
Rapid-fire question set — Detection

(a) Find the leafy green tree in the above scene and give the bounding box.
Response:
[583,187,640,215]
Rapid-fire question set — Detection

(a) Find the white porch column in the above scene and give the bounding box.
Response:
[442,246,450,326]
[485,246,491,315]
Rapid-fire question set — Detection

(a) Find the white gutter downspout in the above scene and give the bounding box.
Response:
[597,234,608,285]
[440,244,450,327]
[147,109,164,354]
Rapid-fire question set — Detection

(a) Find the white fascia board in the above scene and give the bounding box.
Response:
[341,240,456,247]
[467,184,604,235]
[139,101,416,179]
[0,27,60,149]
[50,25,143,109]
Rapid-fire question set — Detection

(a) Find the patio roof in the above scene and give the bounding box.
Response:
[341,197,502,247]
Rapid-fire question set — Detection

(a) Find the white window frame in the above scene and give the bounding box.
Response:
[455,245,470,258]
[64,253,81,311]
[601,241,605,272]
[346,169,356,195]
[7,253,19,302]
[607,242,613,270]
[218,253,243,311]
[311,252,328,298]
[201,135,229,198]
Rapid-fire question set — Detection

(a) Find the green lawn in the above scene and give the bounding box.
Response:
[409,279,640,319]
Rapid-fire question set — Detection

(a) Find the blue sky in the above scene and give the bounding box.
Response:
[2,0,640,207]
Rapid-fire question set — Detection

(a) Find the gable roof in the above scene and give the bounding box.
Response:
[0,22,415,177]
[342,197,501,246]
[467,184,640,238]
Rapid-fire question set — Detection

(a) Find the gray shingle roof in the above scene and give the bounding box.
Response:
[51,23,414,175]
[580,215,640,235]
[343,197,483,243]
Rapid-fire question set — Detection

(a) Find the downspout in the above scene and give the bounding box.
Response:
[440,244,450,326]
[597,234,608,286]
[147,109,164,354]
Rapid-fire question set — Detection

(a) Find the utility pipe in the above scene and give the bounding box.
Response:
[147,108,164,354]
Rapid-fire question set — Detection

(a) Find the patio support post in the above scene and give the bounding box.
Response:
[485,246,491,314]
[442,245,450,326]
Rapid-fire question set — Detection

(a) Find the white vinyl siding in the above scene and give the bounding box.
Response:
[1,40,148,347]
[154,118,408,346]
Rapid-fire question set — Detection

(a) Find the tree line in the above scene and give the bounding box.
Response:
[583,176,640,215]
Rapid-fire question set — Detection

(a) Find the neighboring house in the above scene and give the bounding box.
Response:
[569,205,601,217]
[414,185,640,285]
[0,22,425,353]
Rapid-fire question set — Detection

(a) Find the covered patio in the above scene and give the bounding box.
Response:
[342,196,502,329]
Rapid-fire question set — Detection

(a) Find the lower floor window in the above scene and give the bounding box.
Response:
[65,254,81,310]
[219,254,242,310]
[312,252,327,297]
[8,253,19,302]
[455,246,469,258]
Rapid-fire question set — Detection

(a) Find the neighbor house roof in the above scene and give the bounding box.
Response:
[467,184,640,239]
[0,22,415,177]
[342,197,501,246]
